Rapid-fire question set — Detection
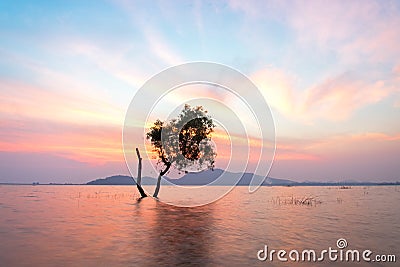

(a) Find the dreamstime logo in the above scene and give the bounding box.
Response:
[336,238,348,249]
[257,238,397,263]
[123,62,276,207]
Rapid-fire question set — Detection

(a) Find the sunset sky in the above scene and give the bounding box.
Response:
[1,0,400,183]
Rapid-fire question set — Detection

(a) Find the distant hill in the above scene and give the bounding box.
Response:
[86,169,298,186]
[86,170,400,186]
[162,169,297,186]
[87,175,136,185]
[87,175,159,185]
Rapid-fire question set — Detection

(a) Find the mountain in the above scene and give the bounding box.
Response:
[87,175,159,185]
[163,169,297,186]
[86,170,400,186]
[86,169,298,186]
[87,175,135,185]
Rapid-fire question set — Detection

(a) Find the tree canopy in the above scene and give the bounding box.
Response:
[146,104,216,175]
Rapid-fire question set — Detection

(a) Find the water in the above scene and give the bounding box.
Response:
[0,185,399,266]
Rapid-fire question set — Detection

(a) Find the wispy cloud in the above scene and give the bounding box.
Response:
[252,68,399,122]
[62,39,149,88]
[228,0,400,63]
[112,0,185,66]
[142,27,185,66]
[269,131,400,181]
[251,67,298,118]
[301,73,391,121]
[285,132,400,158]
[394,99,400,108]
[0,117,124,165]
[0,78,123,126]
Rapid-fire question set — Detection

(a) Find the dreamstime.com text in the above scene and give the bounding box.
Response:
[257,238,396,263]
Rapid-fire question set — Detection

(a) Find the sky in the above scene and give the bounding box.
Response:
[1,0,400,183]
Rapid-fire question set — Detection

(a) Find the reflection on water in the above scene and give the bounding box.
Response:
[151,201,214,266]
[0,185,399,266]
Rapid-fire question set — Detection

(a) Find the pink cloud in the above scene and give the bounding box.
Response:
[229,0,400,64]
[274,153,319,161]
[273,132,400,164]
[273,138,324,162]
[347,132,400,142]
[0,151,128,183]
[302,73,389,121]
[301,132,400,157]
[252,69,398,122]
[0,117,124,165]
[394,99,400,108]
[250,67,298,118]
[0,78,123,125]
[269,131,400,181]
[394,64,400,76]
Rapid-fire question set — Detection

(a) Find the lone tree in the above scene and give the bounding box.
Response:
[146,104,216,198]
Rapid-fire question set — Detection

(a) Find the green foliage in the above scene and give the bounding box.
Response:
[146,104,216,173]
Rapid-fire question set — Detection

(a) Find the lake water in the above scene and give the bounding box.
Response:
[0,185,399,266]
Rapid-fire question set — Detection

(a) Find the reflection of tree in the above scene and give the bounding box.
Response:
[150,201,215,266]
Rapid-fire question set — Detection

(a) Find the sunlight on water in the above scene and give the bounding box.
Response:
[0,185,399,266]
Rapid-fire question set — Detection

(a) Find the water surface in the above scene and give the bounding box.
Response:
[0,185,398,266]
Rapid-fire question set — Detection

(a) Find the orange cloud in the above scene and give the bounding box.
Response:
[349,132,400,142]
[252,69,398,122]
[251,68,298,118]
[290,132,400,162]
[302,74,390,121]
[273,139,321,161]
[270,131,400,164]
[233,0,400,123]
[0,118,124,165]
[0,78,124,126]
[274,153,320,161]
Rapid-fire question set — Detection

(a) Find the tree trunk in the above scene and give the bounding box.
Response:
[153,162,171,198]
[153,173,162,198]
[135,148,147,198]
[136,148,142,185]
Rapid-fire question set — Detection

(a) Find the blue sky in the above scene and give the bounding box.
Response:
[1,0,400,183]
